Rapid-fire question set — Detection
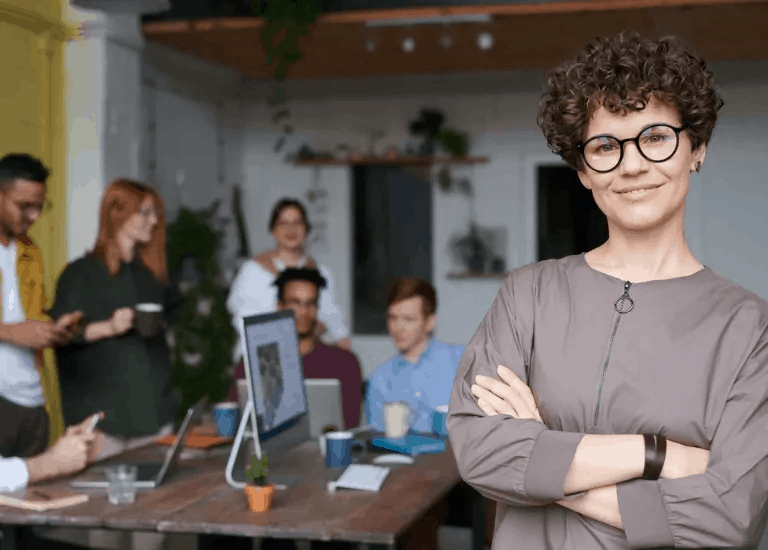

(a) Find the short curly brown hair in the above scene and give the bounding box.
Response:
[537,31,724,171]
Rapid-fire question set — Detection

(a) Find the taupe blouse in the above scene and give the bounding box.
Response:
[448,254,768,549]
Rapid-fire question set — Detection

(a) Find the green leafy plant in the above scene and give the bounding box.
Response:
[166,203,236,426]
[253,0,320,82]
[436,128,469,157]
[246,454,270,486]
[253,0,320,155]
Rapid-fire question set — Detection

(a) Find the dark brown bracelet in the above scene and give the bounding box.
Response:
[641,434,666,480]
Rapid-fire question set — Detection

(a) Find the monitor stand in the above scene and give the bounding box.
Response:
[225,400,311,490]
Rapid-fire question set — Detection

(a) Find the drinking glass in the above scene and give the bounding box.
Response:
[106,464,137,505]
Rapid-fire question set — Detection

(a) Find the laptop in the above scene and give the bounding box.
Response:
[305,378,344,438]
[70,395,208,489]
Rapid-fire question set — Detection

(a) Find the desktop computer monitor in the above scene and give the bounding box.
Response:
[239,310,311,462]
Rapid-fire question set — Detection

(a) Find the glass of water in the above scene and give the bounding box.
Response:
[105,464,137,505]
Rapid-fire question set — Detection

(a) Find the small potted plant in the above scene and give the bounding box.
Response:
[245,454,274,512]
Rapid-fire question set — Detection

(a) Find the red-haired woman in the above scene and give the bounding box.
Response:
[49,179,183,461]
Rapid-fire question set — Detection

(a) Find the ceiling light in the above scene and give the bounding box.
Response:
[477,32,493,51]
[402,37,415,53]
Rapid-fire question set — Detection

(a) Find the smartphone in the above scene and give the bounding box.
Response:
[87,413,101,433]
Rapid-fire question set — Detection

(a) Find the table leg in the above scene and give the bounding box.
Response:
[471,492,486,550]
[198,534,255,550]
[1,526,25,550]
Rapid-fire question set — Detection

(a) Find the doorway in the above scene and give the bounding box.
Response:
[537,164,608,261]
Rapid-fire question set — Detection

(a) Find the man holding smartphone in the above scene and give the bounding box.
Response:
[0,153,85,460]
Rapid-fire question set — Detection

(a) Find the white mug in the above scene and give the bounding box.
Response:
[383,401,416,440]
[235,379,249,412]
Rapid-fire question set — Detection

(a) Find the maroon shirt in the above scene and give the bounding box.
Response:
[228,340,363,429]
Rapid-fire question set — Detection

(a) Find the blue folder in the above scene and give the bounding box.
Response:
[370,434,446,455]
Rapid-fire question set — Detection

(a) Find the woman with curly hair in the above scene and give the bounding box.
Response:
[448,31,768,548]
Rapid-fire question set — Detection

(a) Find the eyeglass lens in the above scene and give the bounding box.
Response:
[582,124,680,172]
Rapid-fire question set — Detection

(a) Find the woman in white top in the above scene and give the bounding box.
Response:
[226,199,350,391]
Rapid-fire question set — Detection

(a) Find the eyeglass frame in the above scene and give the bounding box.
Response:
[576,124,687,173]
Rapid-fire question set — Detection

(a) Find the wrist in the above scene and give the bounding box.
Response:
[641,434,667,480]
[107,318,118,337]
[26,451,57,484]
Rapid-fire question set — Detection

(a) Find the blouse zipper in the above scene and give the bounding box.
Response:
[592,281,634,426]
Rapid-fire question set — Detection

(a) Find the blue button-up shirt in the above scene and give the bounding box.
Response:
[365,339,465,433]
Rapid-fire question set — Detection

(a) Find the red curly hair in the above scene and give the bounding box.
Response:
[91,179,168,284]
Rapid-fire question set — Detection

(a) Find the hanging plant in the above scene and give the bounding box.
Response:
[252,0,321,156]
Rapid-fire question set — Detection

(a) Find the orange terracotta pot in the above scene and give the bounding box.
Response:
[245,484,275,512]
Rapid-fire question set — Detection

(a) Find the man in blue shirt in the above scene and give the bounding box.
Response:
[366,277,464,434]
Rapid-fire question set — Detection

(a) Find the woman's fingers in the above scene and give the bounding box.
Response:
[477,399,498,416]
[471,384,517,417]
[475,370,541,421]
[497,365,541,418]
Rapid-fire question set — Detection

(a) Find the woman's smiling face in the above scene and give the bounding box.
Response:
[577,97,706,235]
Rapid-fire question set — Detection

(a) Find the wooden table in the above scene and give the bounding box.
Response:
[0,438,482,550]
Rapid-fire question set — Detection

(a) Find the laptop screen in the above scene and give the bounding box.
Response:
[240,310,308,437]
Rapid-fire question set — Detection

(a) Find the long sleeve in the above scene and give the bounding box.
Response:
[447,272,584,507]
[317,265,349,341]
[225,262,273,325]
[226,262,274,361]
[0,457,29,492]
[48,262,88,347]
[365,372,387,432]
[617,326,768,549]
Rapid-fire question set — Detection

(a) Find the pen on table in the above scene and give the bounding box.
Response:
[30,489,52,501]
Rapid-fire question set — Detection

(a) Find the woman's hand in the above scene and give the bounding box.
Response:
[109,307,135,337]
[471,365,544,423]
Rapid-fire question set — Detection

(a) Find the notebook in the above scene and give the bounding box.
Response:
[0,488,89,511]
[331,464,390,492]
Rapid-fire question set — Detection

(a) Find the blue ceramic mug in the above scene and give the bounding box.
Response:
[325,431,365,468]
[431,405,449,438]
[213,402,240,437]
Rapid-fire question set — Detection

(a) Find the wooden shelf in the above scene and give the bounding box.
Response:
[446,271,506,280]
[295,155,489,167]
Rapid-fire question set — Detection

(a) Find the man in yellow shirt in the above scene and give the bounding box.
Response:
[0,153,83,458]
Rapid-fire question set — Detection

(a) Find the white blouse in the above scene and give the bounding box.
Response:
[226,259,349,361]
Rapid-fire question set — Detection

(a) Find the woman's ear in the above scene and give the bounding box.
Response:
[691,144,707,173]
[577,170,592,191]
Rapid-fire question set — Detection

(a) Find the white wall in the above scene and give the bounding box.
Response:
[141,46,247,281]
[64,6,105,261]
[64,8,146,262]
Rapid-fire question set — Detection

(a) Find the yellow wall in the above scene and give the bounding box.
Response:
[0,0,73,444]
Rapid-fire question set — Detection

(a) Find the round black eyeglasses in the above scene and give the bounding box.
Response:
[576,124,686,173]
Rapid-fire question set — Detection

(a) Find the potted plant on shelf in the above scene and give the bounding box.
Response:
[245,454,274,512]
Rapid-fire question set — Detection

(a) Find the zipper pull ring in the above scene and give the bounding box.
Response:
[614,281,634,314]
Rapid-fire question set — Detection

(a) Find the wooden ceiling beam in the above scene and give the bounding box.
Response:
[143,2,768,80]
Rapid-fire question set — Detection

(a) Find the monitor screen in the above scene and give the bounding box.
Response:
[240,310,308,437]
